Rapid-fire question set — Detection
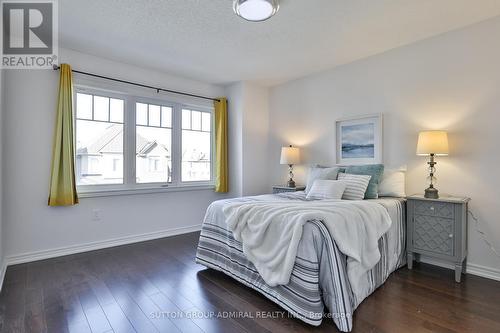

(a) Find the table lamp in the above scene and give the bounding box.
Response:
[280,145,300,187]
[416,131,449,199]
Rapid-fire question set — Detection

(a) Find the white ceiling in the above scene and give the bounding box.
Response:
[60,0,500,86]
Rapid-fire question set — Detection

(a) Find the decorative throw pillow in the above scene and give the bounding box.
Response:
[344,164,384,199]
[305,166,340,194]
[306,180,347,200]
[378,168,406,197]
[337,173,372,200]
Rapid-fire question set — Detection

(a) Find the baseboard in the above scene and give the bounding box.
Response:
[6,224,202,266]
[467,263,500,281]
[420,257,500,282]
[0,259,7,292]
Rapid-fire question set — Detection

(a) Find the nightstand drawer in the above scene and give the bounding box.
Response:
[414,200,454,219]
[272,185,305,194]
[273,187,294,194]
[413,215,454,256]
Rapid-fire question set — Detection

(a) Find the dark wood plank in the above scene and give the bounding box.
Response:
[76,283,112,333]
[66,320,92,333]
[1,280,26,333]
[24,301,45,333]
[100,302,136,333]
[149,292,204,333]
[60,289,91,333]
[3,264,28,287]
[1,232,500,333]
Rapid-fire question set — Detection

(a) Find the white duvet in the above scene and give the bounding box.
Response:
[223,199,392,299]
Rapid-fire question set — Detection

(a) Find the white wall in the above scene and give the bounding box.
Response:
[225,83,244,197]
[3,48,232,261]
[225,82,270,197]
[241,83,270,196]
[268,17,500,278]
[0,68,5,284]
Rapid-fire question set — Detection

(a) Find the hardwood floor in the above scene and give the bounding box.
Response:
[1,231,499,333]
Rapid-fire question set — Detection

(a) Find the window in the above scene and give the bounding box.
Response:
[182,109,212,182]
[112,158,121,172]
[75,92,124,185]
[74,87,214,194]
[148,158,161,172]
[136,103,172,183]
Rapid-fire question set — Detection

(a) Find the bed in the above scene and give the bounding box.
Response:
[195,191,406,332]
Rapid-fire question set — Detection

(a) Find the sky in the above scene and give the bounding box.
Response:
[341,123,374,146]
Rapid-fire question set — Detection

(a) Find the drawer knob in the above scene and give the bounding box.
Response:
[449,234,453,238]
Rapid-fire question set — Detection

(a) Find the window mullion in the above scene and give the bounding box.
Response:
[124,96,136,186]
[171,103,182,186]
[91,94,94,120]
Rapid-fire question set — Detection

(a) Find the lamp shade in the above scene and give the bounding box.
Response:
[280,146,300,165]
[416,131,449,156]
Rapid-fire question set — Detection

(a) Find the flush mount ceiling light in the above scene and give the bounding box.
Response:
[233,0,279,22]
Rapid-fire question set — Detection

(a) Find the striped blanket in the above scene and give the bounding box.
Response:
[196,192,406,332]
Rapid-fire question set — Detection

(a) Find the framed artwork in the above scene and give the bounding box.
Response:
[335,114,383,165]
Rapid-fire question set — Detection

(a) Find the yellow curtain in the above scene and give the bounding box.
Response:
[48,64,79,206]
[214,97,228,193]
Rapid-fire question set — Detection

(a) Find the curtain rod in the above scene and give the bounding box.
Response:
[52,65,220,103]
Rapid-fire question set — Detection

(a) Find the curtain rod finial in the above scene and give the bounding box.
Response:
[52,64,60,70]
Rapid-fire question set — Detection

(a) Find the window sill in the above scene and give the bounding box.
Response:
[78,184,215,198]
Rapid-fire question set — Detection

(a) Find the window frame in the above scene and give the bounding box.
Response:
[74,84,215,197]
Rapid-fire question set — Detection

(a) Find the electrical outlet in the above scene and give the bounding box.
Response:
[92,209,102,221]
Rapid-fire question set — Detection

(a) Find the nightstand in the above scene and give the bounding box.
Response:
[272,185,306,194]
[407,194,470,282]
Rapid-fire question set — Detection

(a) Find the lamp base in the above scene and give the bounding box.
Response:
[287,179,296,188]
[424,187,439,199]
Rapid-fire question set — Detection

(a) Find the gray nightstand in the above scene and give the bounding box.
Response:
[407,194,470,282]
[272,185,306,194]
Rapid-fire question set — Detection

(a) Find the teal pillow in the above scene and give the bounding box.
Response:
[344,164,384,199]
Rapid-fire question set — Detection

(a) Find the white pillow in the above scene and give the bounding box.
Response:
[378,168,406,197]
[305,167,340,194]
[306,180,347,200]
[337,173,372,200]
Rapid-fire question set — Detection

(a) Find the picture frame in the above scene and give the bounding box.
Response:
[335,114,383,165]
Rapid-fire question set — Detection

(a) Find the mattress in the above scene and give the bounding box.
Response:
[195,192,406,332]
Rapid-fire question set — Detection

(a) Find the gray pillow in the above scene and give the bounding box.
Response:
[305,167,340,194]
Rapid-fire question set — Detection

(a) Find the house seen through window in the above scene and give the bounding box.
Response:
[76,93,124,185]
[136,102,172,183]
[182,109,212,182]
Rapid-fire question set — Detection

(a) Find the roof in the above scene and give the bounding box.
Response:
[77,124,170,156]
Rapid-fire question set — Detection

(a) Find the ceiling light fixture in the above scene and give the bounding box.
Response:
[233,0,279,22]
